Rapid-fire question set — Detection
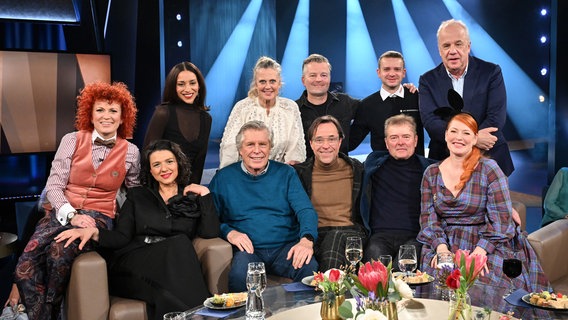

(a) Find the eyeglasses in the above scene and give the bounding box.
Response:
[312,136,340,145]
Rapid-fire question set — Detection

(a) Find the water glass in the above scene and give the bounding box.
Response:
[163,312,184,320]
[345,236,363,266]
[246,262,266,320]
[378,255,392,268]
[436,252,454,269]
[397,245,417,275]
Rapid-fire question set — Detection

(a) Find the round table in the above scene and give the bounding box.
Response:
[0,232,18,259]
[267,298,518,319]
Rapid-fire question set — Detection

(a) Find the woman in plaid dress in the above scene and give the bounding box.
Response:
[417,113,549,294]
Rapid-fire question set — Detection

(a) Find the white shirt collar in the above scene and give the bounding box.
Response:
[92,130,117,142]
[380,85,405,101]
[445,63,469,80]
[240,160,269,176]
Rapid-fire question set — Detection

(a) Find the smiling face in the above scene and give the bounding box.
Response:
[302,62,331,98]
[149,150,179,187]
[377,57,406,92]
[176,70,199,104]
[255,68,281,104]
[385,123,417,160]
[91,100,122,139]
[438,23,471,77]
[310,122,341,165]
[238,128,271,175]
[445,119,478,157]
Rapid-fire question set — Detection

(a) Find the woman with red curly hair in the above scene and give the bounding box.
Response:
[7,82,141,319]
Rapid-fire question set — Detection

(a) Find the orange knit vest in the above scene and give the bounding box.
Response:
[64,131,128,218]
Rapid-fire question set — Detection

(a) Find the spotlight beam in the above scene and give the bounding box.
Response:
[205,0,263,138]
[280,0,309,99]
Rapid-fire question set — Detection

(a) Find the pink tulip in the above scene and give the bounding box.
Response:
[357,261,388,293]
[328,269,341,282]
[314,272,325,283]
[454,250,487,284]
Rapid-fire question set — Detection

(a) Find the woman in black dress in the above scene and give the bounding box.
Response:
[56,140,219,319]
[144,62,212,184]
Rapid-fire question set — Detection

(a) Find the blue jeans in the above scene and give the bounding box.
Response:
[229,241,319,292]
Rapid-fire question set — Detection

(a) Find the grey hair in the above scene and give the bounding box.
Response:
[302,54,332,75]
[247,56,283,98]
[235,120,274,150]
[437,19,470,42]
[384,114,417,136]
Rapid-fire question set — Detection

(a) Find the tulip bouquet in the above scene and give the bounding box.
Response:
[339,260,413,320]
[445,249,488,320]
[314,268,349,305]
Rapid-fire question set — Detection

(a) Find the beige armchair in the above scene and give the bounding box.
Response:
[65,237,232,320]
[528,218,568,293]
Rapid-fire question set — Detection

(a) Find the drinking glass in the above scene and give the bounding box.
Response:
[436,252,454,269]
[398,245,417,275]
[502,251,522,298]
[378,255,392,268]
[246,262,266,320]
[163,312,183,320]
[345,236,363,267]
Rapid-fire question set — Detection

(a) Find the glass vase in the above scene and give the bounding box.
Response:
[378,301,399,320]
[320,295,345,320]
[448,290,472,320]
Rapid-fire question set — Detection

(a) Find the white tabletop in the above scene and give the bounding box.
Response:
[268,298,518,320]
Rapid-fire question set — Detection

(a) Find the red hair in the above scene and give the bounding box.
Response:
[75,82,137,138]
[449,113,483,190]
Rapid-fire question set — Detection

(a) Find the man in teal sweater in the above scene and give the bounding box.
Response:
[210,120,318,291]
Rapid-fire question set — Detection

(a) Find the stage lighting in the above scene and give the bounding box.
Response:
[540,68,547,76]
[540,36,547,44]
[539,95,546,103]
[176,14,181,21]
[177,41,183,47]
[540,8,547,16]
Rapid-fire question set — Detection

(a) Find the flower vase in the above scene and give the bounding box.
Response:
[320,295,345,320]
[378,301,398,320]
[448,291,472,320]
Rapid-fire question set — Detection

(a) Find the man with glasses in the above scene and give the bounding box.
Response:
[294,115,366,270]
[361,115,435,268]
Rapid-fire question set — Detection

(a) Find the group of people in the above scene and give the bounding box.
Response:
[3,18,552,320]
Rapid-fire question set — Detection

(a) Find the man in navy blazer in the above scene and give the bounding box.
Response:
[419,19,514,176]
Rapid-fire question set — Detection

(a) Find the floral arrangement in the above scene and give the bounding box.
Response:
[338,260,413,320]
[313,268,349,305]
[445,249,487,320]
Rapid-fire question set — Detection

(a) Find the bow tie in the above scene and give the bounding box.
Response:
[94,137,116,148]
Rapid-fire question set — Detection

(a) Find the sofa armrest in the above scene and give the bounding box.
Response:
[66,251,110,320]
[193,237,232,294]
[512,201,526,231]
[528,219,568,285]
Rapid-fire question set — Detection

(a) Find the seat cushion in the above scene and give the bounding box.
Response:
[109,297,147,320]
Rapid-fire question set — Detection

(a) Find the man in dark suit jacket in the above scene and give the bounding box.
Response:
[419,19,514,176]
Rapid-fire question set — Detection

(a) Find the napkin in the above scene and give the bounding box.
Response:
[194,307,241,318]
[504,288,532,308]
[282,282,315,292]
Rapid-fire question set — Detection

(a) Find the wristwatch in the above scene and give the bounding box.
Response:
[66,211,76,223]
[302,234,314,242]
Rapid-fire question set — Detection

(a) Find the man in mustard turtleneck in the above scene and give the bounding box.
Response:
[294,115,366,271]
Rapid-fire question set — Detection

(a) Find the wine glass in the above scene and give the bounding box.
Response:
[246,262,266,319]
[502,251,522,298]
[379,255,392,268]
[345,236,363,267]
[398,245,417,276]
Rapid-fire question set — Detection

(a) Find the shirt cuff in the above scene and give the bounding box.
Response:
[57,203,76,226]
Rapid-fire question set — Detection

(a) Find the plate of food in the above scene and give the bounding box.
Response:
[393,270,434,286]
[301,275,317,287]
[203,292,247,310]
[522,291,568,310]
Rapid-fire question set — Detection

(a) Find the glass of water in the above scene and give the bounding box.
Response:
[246,262,266,320]
[397,244,417,275]
[378,255,392,268]
[345,236,363,267]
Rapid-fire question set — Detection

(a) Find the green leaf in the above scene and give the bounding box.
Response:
[338,300,354,319]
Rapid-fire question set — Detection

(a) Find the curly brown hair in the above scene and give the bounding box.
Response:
[75,82,137,138]
[140,140,191,188]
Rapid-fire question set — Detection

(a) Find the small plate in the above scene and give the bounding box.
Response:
[301,275,316,287]
[522,294,568,310]
[393,272,435,286]
[203,293,247,310]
